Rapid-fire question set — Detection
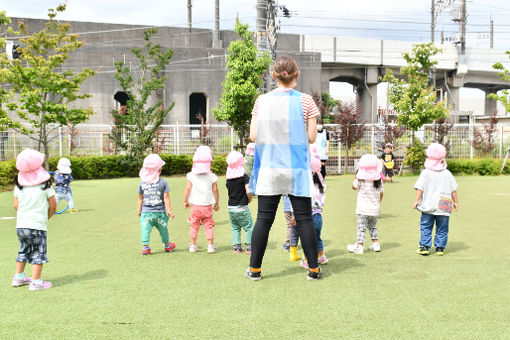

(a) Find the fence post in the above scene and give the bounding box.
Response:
[499,125,503,158]
[13,130,17,157]
[230,127,234,152]
[338,140,342,174]
[58,126,63,157]
[469,119,474,160]
[173,125,177,155]
[176,122,180,155]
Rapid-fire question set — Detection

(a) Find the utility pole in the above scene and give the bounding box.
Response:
[431,0,435,42]
[490,18,494,49]
[256,0,269,92]
[186,0,192,47]
[460,0,466,54]
[212,0,222,48]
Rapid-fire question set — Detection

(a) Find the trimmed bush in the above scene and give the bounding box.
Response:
[447,158,509,176]
[0,154,227,188]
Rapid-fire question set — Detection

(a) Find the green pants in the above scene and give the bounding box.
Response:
[228,208,254,245]
[140,212,169,245]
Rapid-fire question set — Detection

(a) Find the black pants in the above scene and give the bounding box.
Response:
[321,160,327,179]
[249,195,319,269]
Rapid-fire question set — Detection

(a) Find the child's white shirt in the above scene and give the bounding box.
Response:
[187,172,218,205]
[353,179,383,216]
[414,169,457,216]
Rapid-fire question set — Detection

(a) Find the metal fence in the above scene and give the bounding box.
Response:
[1,122,509,174]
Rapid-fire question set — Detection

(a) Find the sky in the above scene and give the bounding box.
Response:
[3,0,510,106]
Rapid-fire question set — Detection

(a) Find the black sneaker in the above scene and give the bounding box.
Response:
[281,242,290,252]
[436,247,445,256]
[307,267,323,281]
[245,268,261,281]
[416,246,430,256]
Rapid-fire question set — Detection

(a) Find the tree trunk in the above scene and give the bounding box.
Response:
[344,145,349,173]
[42,123,50,170]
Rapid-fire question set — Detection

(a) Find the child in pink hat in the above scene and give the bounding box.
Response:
[184,145,219,253]
[413,143,458,256]
[347,154,384,254]
[226,151,254,254]
[12,149,57,291]
[137,154,176,255]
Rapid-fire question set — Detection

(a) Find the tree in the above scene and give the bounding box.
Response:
[432,117,453,153]
[334,100,366,173]
[3,5,96,169]
[109,28,174,157]
[212,22,272,151]
[472,113,499,156]
[383,42,448,137]
[376,111,406,150]
[488,51,510,112]
[312,91,339,123]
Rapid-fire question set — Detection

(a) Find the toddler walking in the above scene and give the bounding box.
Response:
[347,154,384,254]
[137,154,176,255]
[226,151,254,254]
[414,143,458,256]
[184,145,219,253]
[54,157,77,213]
[12,149,56,291]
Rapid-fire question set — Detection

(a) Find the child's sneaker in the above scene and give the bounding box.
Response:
[347,244,364,254]
[232,245,243,254]
[207,244,217,253]
[299,259,309,269]
[436,247,445,256]
[245,268,261,281]
[281,242,290,252]
[246,245,252,255]
[417,246,430,255]
[12,275,31,287]
[28,280,52,291]
[318,255,329,264]
[142,246,151,255]
[307,268,323,281]
[369,242,381,252]
[189,244,198,253]
[68,208,77,213]
[164,242,176,252]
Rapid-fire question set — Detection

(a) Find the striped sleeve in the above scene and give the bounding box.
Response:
[251,97,260,116]
[301,94,320,121]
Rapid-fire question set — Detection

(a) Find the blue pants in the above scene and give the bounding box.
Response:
[419,212,450,248]
[312,213,324,251]
[56,191,74,209]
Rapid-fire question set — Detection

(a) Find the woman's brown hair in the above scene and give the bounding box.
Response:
[273,56,299,84]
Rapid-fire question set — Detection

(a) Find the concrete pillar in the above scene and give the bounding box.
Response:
[358,84,378,123]
[445,86,460,111]
[484,89,498,116]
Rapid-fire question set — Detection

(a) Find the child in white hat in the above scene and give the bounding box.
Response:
[54,157,76,213]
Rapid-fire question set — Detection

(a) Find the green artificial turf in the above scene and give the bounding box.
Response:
[0,175,509,339]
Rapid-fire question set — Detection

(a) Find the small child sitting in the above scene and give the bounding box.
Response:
[54,158,76,213]
[226,151,254,254]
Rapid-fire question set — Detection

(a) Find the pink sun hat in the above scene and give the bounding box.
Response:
[139,154,165,184]
[310,145,321,174]
[424,143,447,171]
[245,143,255,156]
[16,149,50,186]
[356,154,381,181]
[192,145,213,174]
[226,151,245,179]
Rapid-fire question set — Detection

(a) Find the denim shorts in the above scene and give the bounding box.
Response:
[16,228,49,265]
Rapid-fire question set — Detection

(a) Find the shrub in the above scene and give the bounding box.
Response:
[404,139,426,170]
[0,154,227,189]
[447,158,509,176]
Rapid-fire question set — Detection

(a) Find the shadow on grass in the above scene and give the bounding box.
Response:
[52,269,108,287]
[381,242,400,250]
[446,241,469,254]
[378,213,396,219]
[214,220,229,226]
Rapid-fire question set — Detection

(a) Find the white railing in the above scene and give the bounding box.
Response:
[1,123,509,174]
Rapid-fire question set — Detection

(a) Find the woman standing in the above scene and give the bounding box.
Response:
[246,56,322,281]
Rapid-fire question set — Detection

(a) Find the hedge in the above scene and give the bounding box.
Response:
[446,158,510,176]
[0,154,227,188]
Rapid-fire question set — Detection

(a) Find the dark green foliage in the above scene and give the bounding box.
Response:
[404,139,426,170]
[0,154,227,188]
[447,158,509,175]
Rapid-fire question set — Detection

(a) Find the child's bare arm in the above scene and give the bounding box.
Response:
[137,193,143,217]
[164,192,175,218]
[183,180,192,208]
[48,196,57,219]
[380,191,384,202]
[413,190,423,209]
[212,182,219,211]
[13,197,19,211]
[245,184,252,203]
[452,191,459,212]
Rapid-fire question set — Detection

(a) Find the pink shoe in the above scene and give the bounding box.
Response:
[299,259,309,269]
[29,280,52,291]
[318,255,329,264]
[165,243,176,252]
[246,245,252,255]
[12,275,32,287]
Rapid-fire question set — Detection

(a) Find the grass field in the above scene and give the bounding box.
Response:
[1,175,509,339]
